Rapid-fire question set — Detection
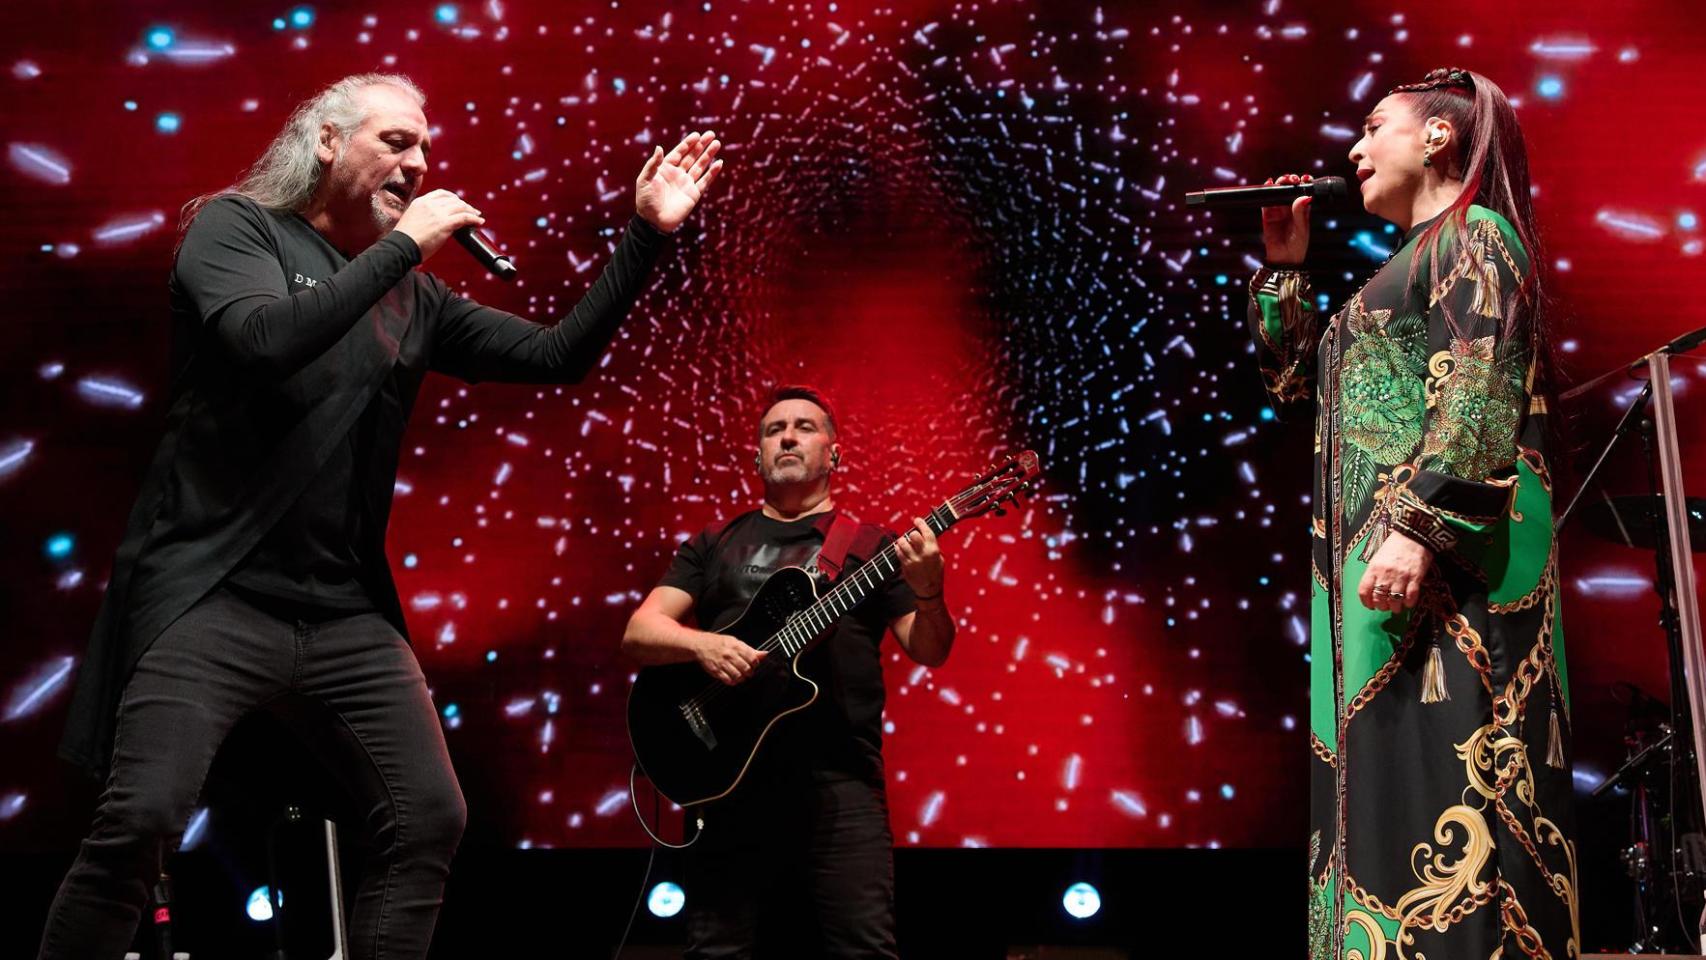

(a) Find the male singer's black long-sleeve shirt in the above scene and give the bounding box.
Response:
[62,194,667,777]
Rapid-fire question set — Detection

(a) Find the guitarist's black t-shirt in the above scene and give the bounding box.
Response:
[659,509,917,784]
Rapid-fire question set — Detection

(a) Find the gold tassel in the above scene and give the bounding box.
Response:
[1470,253,1503,319]
[1357,513,1389,561]
[1421,641,1450,703]
[1546,705,1567,769]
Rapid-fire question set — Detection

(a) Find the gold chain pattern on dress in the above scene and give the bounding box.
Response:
[1342,873,1502,948]
[1345,871,1401,921]
[1494,600,1557,730]
[1494,794,1557,890]
[1342,811,1516,947]
[1444,613,1496,698]
[1348,617,1425,717]
[1497,881,1553,959]
[1428,219,1523,310]
[1488,553,1555,614]
[1312,731,1340,768]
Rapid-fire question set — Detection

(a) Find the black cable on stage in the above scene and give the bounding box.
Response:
[627,762,703,850]
[609,839,657,960]
[611,762,706,958]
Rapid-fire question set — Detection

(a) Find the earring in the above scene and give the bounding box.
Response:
[1422,148,1434,168]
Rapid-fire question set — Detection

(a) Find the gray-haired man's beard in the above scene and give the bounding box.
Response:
[369,192,401,234]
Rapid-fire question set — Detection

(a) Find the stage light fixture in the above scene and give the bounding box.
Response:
[44,532,73,559]
[1062,881,1101,920]
[245,885,276,922]
[648,881,686,918]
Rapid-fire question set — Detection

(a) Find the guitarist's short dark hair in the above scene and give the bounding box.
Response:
[765,384,838,438]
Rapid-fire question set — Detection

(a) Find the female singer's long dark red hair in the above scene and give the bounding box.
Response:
[1395,68,1555,393]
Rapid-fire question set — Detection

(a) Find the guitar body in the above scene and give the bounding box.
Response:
[627,566,825,808]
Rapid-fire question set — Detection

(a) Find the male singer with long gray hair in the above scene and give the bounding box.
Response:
[39,73,723,959]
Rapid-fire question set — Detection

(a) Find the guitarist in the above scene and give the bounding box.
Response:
[621,385,956,958]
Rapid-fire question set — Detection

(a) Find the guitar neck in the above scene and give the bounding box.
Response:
[769,503,956,658]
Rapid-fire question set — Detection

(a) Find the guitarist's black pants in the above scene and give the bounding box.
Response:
[685,773,898,959]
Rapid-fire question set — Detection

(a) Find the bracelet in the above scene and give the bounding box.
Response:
[913,589,943,603]
[1388,492,1457,554]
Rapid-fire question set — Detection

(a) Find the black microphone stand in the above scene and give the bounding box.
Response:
[152,840,176,960]
[1562,338,1706,950]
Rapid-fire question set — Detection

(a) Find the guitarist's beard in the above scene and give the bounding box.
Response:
[761,453,832,488]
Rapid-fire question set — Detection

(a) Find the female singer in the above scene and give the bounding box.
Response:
[1248,68,1577,958]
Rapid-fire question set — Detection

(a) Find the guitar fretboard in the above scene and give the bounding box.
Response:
[766,502,956,657]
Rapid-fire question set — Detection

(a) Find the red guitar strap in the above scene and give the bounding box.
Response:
[814,512,861,584]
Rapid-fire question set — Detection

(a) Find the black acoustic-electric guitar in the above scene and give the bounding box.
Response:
[626,451,1041,809]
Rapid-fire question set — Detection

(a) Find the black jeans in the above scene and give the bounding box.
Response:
[684,774,899,959]
[38,586,466,960]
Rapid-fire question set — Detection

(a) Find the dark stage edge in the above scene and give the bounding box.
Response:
[10,844,1670,955]
[7,847,1298,957]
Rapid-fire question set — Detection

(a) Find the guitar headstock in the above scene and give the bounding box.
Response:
[946,450,1042,522]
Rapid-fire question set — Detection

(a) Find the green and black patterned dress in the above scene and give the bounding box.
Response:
[1249,205,1578,958]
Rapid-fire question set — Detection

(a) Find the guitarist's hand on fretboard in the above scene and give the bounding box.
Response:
[895,517,946,597]
[695,633,769,686]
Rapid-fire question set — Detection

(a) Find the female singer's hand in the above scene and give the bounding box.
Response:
[1261,173,1313,266]
[1357,530,1433,612]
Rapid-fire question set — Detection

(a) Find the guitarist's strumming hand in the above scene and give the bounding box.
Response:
[696,633,768,686]
[895,518,945,598]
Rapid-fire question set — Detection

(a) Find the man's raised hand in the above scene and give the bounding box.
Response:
[636,131,724,234]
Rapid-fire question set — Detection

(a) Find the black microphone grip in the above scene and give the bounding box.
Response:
[454,226,518,281]
[1184,176,1349,208]
[1663,325,1706,356]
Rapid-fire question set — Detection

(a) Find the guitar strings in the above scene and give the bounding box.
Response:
[676,484,996,715]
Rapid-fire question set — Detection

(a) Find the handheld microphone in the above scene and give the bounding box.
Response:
[1663,324,1706,356]
[454,227,518,281]
[1185,176,1349,208]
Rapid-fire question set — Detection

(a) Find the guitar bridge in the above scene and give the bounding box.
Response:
[681,702,717,751]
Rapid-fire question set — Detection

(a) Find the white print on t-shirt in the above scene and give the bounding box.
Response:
[292,273,319,287]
